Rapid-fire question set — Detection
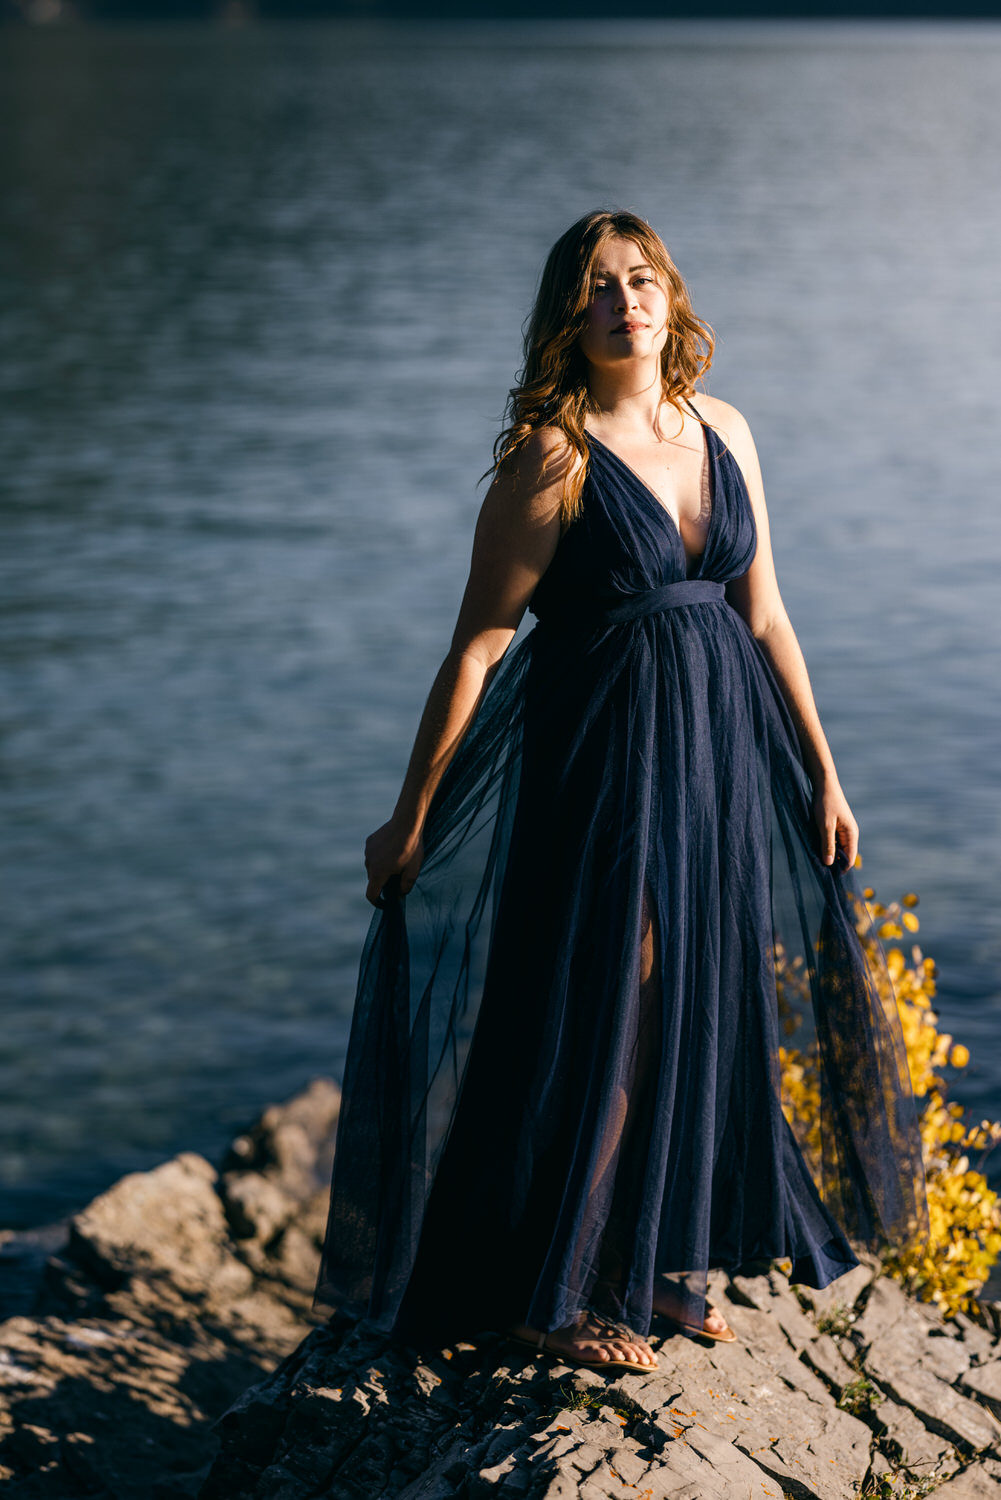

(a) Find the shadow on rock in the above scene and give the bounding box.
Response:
[0,1079,341,1500]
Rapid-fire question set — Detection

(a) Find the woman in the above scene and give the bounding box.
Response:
[315,210,927,1373]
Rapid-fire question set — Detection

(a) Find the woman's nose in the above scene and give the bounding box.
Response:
[613,283,637,312]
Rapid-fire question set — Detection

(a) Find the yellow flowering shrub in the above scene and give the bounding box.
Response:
[778,884,1001,1319]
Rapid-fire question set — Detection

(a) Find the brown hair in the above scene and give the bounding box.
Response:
[491,209,714,524]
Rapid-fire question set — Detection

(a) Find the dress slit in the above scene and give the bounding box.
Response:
[583,882,663,1326]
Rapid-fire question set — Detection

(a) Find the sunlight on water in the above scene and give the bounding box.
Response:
[2,20,1000,1225]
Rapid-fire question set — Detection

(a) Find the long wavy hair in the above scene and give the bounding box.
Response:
[491,210,715,524]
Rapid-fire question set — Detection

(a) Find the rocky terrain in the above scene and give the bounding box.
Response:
[200,1264,1001,1500]
[4,1081,1001,1498]
[0,1078,342,1498]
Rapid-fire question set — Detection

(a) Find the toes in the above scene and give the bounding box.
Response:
[579,1340,611,1361]
[555,1323,658,1367]
[618,1340,654,1365]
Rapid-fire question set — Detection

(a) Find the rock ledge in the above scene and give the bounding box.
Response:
[5,1080,1001,1500]
[201,1259,1001,1500]
[0,1078,341,1498]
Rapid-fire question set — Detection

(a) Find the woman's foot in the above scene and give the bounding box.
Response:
[509,1311,658,1370]
[651,1281,737,1342]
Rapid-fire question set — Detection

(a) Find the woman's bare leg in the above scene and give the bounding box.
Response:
[510,889,661,1367]
[651,1279,734,1338]
[597,890,734,1342]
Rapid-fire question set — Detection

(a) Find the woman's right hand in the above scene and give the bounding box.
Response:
[364,818,425,906]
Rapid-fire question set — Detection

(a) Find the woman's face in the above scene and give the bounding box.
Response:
[576,236,670,374]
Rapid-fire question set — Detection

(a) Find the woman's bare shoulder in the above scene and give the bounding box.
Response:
[491,425,580,516]
[502,423,579,473]
[687,392,752,440]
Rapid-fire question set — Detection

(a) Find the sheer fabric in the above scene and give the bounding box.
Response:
[315,416,928,1345]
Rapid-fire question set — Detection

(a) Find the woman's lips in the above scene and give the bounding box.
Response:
[612,322,648,333]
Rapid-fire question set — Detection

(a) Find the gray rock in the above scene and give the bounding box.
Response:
[201,1295,883,1500]
[865,1347,1001,1453]
[932,1457,1001,1497]
[10,1070,1001,1500]
[606,1290,873,1498]
[0,1082,342,1499]
[800,1332,858,1395]
[70,1151,254,1304]
[606,1445,648,1486]
[871,1394,957,1474]
[959,1360,1001,1419]
[220,1078,340,1255]
[851,1276,916,1352]
[848,1274,1001,1455]
[974,1302,1001,1342]
[730,1266,822,1351]
[620,1430,765,1500]
[678,1423,789,1495]
[952,1311,1001,1363]
[797,1263,875,1323]
[730,1391,871,1499]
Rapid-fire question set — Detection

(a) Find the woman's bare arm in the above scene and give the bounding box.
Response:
[364,431,570,904]
[701,397,859,870]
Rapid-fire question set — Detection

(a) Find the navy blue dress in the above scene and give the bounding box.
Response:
[316,412,927,1345]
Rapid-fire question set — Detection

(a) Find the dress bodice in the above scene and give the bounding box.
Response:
[528,419,758,628]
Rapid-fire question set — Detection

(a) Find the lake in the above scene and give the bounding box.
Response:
[2,18,1000,1228]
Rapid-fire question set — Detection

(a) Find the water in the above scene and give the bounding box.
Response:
[2,20,1000,1230]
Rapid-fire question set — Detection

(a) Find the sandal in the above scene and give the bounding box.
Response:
[508,1310,659,1372]
[654,1299,738,1343]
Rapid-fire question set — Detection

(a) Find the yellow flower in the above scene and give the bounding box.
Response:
[781,885,1001,1322]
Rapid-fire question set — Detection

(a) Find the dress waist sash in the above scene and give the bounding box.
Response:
[598,579,726,624]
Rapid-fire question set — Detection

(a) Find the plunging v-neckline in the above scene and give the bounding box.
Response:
[585,415,714,577]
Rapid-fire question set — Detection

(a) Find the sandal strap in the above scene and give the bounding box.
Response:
[588,1310,639,1342]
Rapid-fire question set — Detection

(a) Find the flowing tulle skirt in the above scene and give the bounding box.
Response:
[316,429,928,1344]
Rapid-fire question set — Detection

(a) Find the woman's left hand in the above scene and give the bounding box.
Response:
[812,775,859,871]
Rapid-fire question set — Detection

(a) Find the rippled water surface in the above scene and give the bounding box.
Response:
[3,20,1001,1227]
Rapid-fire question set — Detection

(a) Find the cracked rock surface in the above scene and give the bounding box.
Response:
[5,1077,1001,1500]
[202,1244,1001,1499]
